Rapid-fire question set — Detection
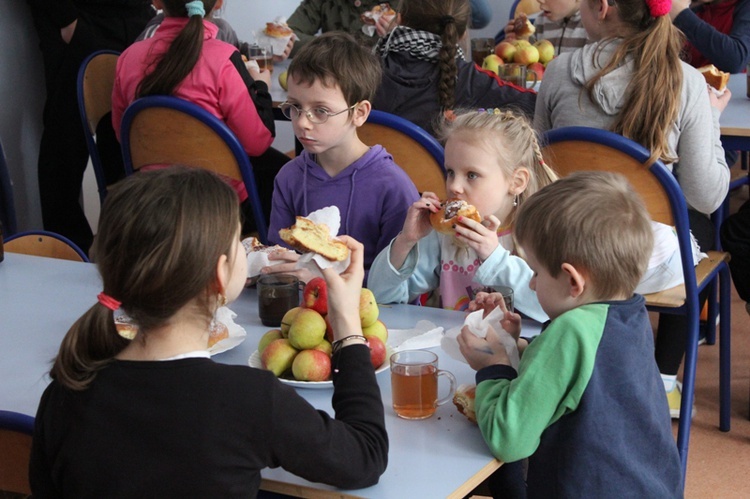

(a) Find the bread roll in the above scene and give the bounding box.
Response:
[453,384,477,423]
[698,64,729,91]
[429,199,482,235]
[514,13,536,38]
[208,321,229,348]
[264,21,293,38]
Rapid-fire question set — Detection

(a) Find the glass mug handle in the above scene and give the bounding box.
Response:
[435,369,457,407]
[527,70,539,89]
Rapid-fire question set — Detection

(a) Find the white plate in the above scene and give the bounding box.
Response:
[248,345,392,389]
[208,307,247,356]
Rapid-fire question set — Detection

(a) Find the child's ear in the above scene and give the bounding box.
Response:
[560,262,586,299]
[352,100,372,127]
[215,253,229,297]
[510,167,530,196]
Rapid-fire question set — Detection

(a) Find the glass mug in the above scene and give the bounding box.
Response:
[390,350,456,420]
[497,63,538,89]
[247,43,273,72]
[494,285,514,313]
[257,274,301,327]
[471,37,495,67]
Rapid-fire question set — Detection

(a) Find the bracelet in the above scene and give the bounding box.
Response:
[332,335,368,355]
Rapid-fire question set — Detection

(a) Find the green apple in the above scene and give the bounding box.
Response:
[514,45,539,65]
[494,41,516,63]
[288,308,327,349]
[258,329,283,354]
[261,338,298,377]
[313,339,333,356]
[362,319,388,344]
[534,39,555,64]
[280,306,302,337]
[481,54,504,75]
[278,69,289,91]
[359,288,380,328]
[292,349,331,381]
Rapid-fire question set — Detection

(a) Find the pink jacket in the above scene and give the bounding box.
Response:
[112,17,274,158]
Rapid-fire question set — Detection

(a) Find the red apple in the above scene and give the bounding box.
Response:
[303,277,328,315]
[527,62,545,81]
[495,41,516,62]
[367,336,387,369]
[292,349,331,381]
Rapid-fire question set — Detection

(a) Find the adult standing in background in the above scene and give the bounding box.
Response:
[27,0,153,254]
[670,0,750,73]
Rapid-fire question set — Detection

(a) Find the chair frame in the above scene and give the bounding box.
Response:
[542,126,732,482]
[119,95,269,244]
[77,49,121,205]
[0,138,17,236]
[360,110,446,198]
[5,230,90,262]
[0,410,34,495]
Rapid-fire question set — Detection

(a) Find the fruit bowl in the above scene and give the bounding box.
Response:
[248,345,393,389]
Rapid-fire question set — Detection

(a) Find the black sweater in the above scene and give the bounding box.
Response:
[29,345,388,498]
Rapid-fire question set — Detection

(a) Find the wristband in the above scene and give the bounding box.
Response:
[332,335,368,355]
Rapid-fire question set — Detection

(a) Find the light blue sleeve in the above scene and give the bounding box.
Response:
[367,232,442,304]
[473,245,548,322]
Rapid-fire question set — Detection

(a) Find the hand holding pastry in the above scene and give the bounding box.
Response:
[261,251,316,284]
[273,37,294,62]
[503,19,518,42]
[389,192,441,270]
[452,213,501,262]
[321,236,365,340]
[709,86,731,113]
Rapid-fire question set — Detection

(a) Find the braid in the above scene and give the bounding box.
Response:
[437,21,458,110]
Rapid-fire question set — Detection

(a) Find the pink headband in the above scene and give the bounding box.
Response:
[97,292,122,311]
[645,0,671,17]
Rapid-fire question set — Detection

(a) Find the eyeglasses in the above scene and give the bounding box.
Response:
[279,102,359,124]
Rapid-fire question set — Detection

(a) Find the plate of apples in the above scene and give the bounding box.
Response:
[248,277,391,388]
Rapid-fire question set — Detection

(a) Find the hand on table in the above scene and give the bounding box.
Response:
[458,323,511,371]
[453,214,500,262]
[321,236,365,340]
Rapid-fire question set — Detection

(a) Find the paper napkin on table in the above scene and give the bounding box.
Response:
[441,308,520,369]
[389,320,445,351]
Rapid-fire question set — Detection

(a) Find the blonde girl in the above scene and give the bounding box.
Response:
[368,109,557,321]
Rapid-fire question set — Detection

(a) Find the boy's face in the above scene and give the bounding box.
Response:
[524,247,578,320]
[285,76,362,157]
[537,0,582,23]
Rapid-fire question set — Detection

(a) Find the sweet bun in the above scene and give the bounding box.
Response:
[361,2,395,25]
[242,236,287,256]
[279,216,350,262]
[453,384,477,423]
[264,21,293,38]
[430,199,482,235]
[114,315,138,340]
[208,321,229,348]
[698,64,729,92]
[513,13,536,38]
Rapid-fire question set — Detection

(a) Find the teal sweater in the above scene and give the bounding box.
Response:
[474,296,683,497]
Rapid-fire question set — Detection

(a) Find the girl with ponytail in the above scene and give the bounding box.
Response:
[372,0,537,137]
[111,0,289,236]
[534,0,731,419]
[30,167,387,496]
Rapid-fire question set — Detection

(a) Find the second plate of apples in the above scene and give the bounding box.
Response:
[248,347,392,389]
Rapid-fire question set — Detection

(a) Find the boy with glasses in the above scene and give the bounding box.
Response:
[266,32,419,281]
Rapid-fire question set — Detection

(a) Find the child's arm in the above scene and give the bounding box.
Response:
[452,215,501,262]
[458,324,512,370]
[388,192,441,269]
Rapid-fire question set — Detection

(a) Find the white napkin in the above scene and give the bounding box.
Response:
[208,306,247,356]
[293,206,351,275]
[441,308,520,369]
[243,237,295,280]
[389,320,445,351]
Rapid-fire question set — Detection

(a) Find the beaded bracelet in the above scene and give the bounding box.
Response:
[332,335,368,355]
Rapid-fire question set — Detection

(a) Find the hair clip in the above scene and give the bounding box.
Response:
[443,109,457,123]
[478,108,501,115]
[645,0,670,17]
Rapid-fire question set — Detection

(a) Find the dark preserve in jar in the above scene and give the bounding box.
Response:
[0,219,4,263]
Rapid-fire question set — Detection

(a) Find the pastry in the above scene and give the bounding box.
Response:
[114,315,138,340]
[264,21,294,38]
[361,2,396,25]
[698,64,729,92]
[453,384,477,423]
[279,217,350,261]
[513,13,536,38]
[208,321,229,348]
[429,199,482,235]
[242,237,287,256]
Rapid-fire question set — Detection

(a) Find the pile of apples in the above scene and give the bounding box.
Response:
[258,277,389,382]
[482,39,555,81]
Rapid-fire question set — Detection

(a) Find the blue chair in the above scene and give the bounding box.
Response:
[119,95,269,244]
[0,138,17,236]
[541,126,732,484]
[359,110,446,198]
[5,230,90,262]
[77,50,121,204]
[0,410,34,495]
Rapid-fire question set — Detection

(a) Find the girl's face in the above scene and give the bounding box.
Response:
[537,0,582,23]
[286,76,362,158]
[223,226,247,304]
[444,135,519,225]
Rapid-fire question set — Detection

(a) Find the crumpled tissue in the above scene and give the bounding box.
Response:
[441,308,520,370]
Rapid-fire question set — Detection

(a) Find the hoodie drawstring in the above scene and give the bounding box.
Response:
[344,169,357,235]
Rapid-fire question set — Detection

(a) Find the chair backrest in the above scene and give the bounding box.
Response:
[120,95,269,244]
[0,138,17,236]
[77,50,120,204]
[359,110,446,198]
[509,0,542,19]
[0,410,34,495]
[5,230,90,262]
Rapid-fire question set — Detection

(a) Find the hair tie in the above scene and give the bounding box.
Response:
[185,0,206,18]
[439,15,455,28]
[97,292,122,311]
[644,0,670,17]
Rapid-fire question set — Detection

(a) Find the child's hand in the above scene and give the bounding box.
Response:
[320,236,365,340]
[273,38,294,62]
[261,252,316,284]
[249,65,272,87]
[399,192,441,245]
[468,292,523,340]
[503,20,517,42]
[457,324,510,371]
[453,214,501,261]
[375,13,399,37]
[709,86,731,114]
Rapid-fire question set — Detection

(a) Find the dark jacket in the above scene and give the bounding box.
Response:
[373,51,537,137]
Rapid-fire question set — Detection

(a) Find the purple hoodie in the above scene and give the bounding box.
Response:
[269,145,419,272]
